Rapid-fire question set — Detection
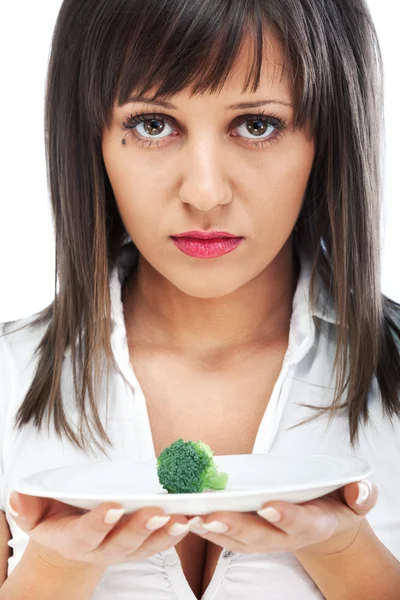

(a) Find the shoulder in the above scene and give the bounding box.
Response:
[384,296,400,340]
[1,312,48,365]
[0,313,48,414]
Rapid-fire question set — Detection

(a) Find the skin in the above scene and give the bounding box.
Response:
[102,32,316,363]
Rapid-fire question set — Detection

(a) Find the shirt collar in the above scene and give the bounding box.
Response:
[281,244,337,366]
[294,245,337,326]
[64,243,337,358]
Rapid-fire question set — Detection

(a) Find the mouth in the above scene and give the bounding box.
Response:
[170,235,244,259]
[172,230,240,239]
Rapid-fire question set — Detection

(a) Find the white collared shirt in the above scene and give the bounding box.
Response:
[1,246,399,600]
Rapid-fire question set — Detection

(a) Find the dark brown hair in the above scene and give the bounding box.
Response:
[2,0,400,458]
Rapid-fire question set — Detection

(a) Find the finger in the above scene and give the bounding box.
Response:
[342,479,379,516]
[138,519,191,557]
[257,502,338,543]
[194,500,340,550]
[189,512,290,551]
[7,491,80,532]
[95,509,190,561]
[8,491,130,558]
[188,514,251,553]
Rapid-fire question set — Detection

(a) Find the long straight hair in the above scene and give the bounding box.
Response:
[2,0,400,458]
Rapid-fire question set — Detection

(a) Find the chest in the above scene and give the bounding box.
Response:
[128,344,288,599]
[130,344,287,455]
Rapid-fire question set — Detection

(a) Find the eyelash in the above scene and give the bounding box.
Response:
[121,110,288,149]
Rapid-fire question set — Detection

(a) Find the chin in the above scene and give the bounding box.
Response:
[171,275,244,299]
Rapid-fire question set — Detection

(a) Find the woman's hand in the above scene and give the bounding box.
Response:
[187,479,378,557]
[6,491,191,568]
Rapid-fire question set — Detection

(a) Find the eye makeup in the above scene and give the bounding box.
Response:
[120,110,288,150]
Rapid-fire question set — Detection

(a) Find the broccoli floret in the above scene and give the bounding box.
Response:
[156,438,229,493]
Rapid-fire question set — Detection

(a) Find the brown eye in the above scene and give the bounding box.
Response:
[230,111,287,146]
[143,118,166,136]
[245,119,269,137]
[122,112,175,140]
[122,111,288,150]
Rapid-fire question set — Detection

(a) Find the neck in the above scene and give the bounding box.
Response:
[123,240,300,364]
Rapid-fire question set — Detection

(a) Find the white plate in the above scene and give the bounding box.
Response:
[15,453,372,515]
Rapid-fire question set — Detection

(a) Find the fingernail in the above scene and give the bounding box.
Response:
[145,515,171,531]
[168,522,191,536]
[201,520,229,533]
[257,507,281,523]
[7,493,19,519]
[188,516,208,534]
[104,508,125,524]
[356,480,372,505]
[187,516,203,527]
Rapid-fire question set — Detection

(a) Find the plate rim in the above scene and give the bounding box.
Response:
[14,454,373,501]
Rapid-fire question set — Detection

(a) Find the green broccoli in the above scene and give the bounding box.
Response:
[156,438,229,493]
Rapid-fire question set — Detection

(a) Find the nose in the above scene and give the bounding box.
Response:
[178,137,233,211]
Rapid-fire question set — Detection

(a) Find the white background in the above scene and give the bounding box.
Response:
[0,1,398,321]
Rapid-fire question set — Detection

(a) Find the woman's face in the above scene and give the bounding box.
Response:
[102,34,315,299]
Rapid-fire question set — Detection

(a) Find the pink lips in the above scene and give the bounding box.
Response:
[171,231,243,259]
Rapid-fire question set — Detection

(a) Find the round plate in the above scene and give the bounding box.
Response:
[15,453,372,515]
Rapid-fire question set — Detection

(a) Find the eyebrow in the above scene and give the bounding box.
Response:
[124,95,293,110]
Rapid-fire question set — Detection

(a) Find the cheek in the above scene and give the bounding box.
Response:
[103,152,166,233]
[246,141,314,233]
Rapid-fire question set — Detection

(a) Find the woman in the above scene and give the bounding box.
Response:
[0,0,399,598]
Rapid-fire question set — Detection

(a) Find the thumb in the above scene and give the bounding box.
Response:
[7,491,69,533]
[342,479,379,516]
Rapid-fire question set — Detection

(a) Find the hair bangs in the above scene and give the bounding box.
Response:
[116,1,265,105]
[89,0,313,135]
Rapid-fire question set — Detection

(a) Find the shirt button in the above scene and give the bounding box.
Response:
[164,554,179,566]
[222,549,235,559]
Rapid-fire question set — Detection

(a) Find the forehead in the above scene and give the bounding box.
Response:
[128,31,292,107]
[218,33,291,99]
